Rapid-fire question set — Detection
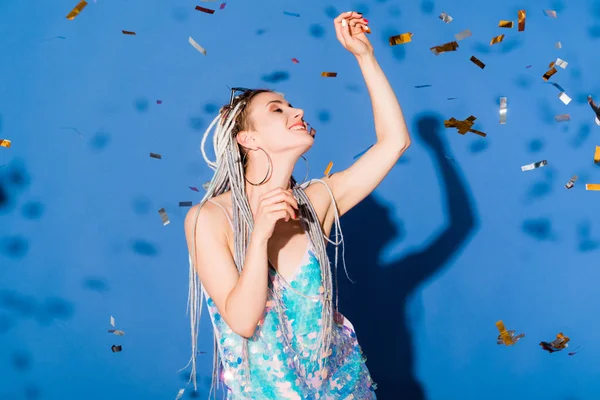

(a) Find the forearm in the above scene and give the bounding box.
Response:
[225,234,270,337]
[590,100,600,116]
[357,54,410,148]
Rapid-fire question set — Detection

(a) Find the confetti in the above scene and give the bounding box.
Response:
[353,145,374,159]
[189,36,207,55]
[122,30,136,35]
[495,320,525,346]
[548,61,556,68]
[447,97,458,100]
[555,114,570,122]
[454,29,471,41]
[66,0,87,20]
[518,10,526,31]
[558,92,571,105]
[321,72,337,77]
[498,20,514,28]
[389,33,413,46]
[189,186,200,192]
[439,12,452,23]
[490,34,505,45]
[565,175,577,189]
[543,10,557,18]
[156,100,162,104]
[195,5,215,14]
[470,55,485,69]
[521,160,547,171]
[179,201,193,207]
[444,116,486,137]
[556,41,562,49]
[548,82,565,92]
[499,97,507,124]
[594,146,600,164]
[540,333,569,353]
[568,345,582,356]
[159,208,170,226]
[291,58,300,64]
[596,117,600,126]
[309,126,316,138]
[110,316,115,327]
[0,139,11,148]
[414,85,432,88]
[150,152,162,159]
[220,3,226,9]
[108,329,125,336]
[324,161,333,176]
[526,65,532,68]
[586,184,600,191]
[283,11,300,17]
[175,389,185,400]
[542,67,557,81]
[430,41,459,55]
[111,345,122,353]
[555,58,568,69]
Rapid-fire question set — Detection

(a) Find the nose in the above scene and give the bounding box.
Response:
[293,108,304,120]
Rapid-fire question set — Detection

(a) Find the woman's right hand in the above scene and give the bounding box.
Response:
[252,188,299,242]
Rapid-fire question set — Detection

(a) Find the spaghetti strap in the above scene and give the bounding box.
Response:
[207,199,234,230]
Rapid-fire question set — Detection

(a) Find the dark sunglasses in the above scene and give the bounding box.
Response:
[229,87,253,107]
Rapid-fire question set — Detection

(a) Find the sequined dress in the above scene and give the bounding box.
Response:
[204,204,376,399]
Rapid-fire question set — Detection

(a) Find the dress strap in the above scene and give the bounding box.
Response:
[207,199,234,230]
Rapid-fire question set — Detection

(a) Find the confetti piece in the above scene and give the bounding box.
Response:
[548,61,556,69]
[499,97,507,124]
[558,92,572,105]
[108,329,125,336]
[150,152,162,159]
[111,345,122,353]
[594,146,600,164]
[542,67,557,81]
[324,161,333,176]
[444,116,486,137]
[586,184,600,191]
[110,316,115,327]
[291,58,300,64]
[555,114,570,122]
[283,11,300,17]
[414,85,432,88]
[490,34,505,45]
[548,82,565,92]
[439,12,452,23]
[543,10,557,18]
[526,65,532,68]
[66,0,87,20]
[389,32,413,46]
[430,41,459,55]
[495,320,525,346]
[556,41,562,49]
[555,58,568,69]
[565,175,577,189]
[454,29,472,41]
[189,36,207,55]
[159,208,170,226]
[470,55,485,69]
[568,345,582,355]
[220,3,226,9]
[498,20,514,28]
[518,10,526,31]
[179,201,193,207]
[540,333,569,353]
[122,30,136,35]
[309,126,316,138]
[195,5,215,13]
[202,182,210,190]
[0,139,11,148]
[447,97,458,100]
[176,389,185,400]
[521,160,547,171]
[353,145,374,159]
[321,72,337,77]
[189,186,200,192]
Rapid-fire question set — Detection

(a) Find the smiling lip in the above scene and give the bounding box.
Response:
[289,122,306,130]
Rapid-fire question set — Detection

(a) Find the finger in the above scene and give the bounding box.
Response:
[339,17,353,42]
[333,16,345,44]
[260,188,288,203]
[265,203,296,220]
[261,192,298,210]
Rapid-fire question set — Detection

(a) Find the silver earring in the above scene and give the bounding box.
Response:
[241,147,272,186]
[293,155,309,186]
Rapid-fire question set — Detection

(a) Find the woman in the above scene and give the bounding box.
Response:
[183,11,411,399]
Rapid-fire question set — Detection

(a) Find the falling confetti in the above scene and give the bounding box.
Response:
[324,161,333,176]
[158,208,170,226]
[156,100,162,104]
[568,345,582,356]
[111,345,122,353]
[518,10,526,31]
[548,82,565,92]
[521,160,547,171]
[455,29,471,41]
[594,146,600,164]
[189,36,207,55]
[540,333,569,353]
[555,114,570,122]
[490,34,505,45]
[283,11,300,17]
[0,139,11,148]
[499,97,507,124]
[558,92,571,105]
[586,184,600,191]
[291,58,300,64]
[495,320,525,346]
[179,201,193,207]
[414,85,432,88]
[565,175,578,189]
[202,182,210,190]
[220,3,226,9]
[470,56,485,69]
[498,20,514,28]
[189,186,200,192]
[556,41,562,49]
[66,0,87,20]
[122,30,136,35]
[555,58,568,69]
[150,153,162,159]
[195,5,215,14]
[431,41,459,55]
[444,116,486,137]
[110,316,115,327]
[321,72,337,77]
[175,389,185,400]
[542,67,557,81]
[108,329,125,336]
[543,10,557,18]
[389,33,413,46]
[439,12,452,23]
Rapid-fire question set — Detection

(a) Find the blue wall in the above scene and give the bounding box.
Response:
[1,0,599,399]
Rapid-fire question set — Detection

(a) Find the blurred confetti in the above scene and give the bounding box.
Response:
[66,0,87,20]
[321,72,337,78]
[499,97,507,124]
[543,10,558,18]
[521,160,547,171]
[431,41,459,55]
[490,34,505,45]
[540,333,569,353]
[122,30,136,35]
[150,153,162,159]
[439,12,452,23]
[158,208,170,226]
[284,11,300,17]
[189,36,207,55]
[565,175,578,189]
[495,320,525,346]
[470,56,485,69]
[518,10,526,31]
[389,33,413,46]
[499,20,513,28]
[455,29,471,41]
[444,116,486,137]
[195,6,215,14]
[0,139,11,148]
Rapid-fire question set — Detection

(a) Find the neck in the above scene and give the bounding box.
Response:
[245,154,299,215]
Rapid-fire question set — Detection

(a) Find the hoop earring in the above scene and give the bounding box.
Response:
[241,147,272,186]
[297,155,309,186]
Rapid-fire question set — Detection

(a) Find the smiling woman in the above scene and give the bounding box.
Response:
[182,10,409,400]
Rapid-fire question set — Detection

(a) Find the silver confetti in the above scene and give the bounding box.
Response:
[454,29,471,41]
[565,175,578,189]
[499,97,507,124]
[521,160,547,171]
[439,12,453,23]
[555,58,568,69]
[189,36,207,55]
[558,92,572,105]
[158,208,170,226]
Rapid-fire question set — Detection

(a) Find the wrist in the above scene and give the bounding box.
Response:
[355,52,376,65]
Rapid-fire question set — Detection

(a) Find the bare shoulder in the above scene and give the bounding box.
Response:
[184,192,233,243]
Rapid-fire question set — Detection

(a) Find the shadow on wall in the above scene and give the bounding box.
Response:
[333,114,478,399]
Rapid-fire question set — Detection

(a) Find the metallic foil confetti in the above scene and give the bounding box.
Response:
[490,34,505,45]
[415,85,432,88]
[353,145,374,159]
[283,11,300,17]
[430,41,459,55]
[439,12,452,23]
[540,333,569,353]
[189,186,199,192]
[543,10,557,18]
[521,160,547,171]
[179,201,193,207]
[195,5,215,13]
[548,82,565,92]
[122,30,136,35]
[447,97,458,100]
[518,10,526,31]
[555,114,570,122]
[108,329,125,336]
[499,97,507,124]
[495,320,525,346]
[565,175,578,189]
[66,0,88,20]
[526,65,532,68]
[110,316,115,327]
[470,56,485,69]
[542,67,557,81]
[455,29,472,41]
[556,41,562,48]
[586,184,600,191]
[555,58,568,69]
[176,389,185,400]
[220,3,226,9]
[159,208,170,225]
[594,146,600,164]
[558,92,571,105]
[156,100,162,104]
[111,345,122,353]
[189,36,207,55]
[321,72,337,77]
[444,116,486,137]
[292,58,299,63]
[0,139,11,148]
[548,61,555,68]
[150,152,162,159]
[498,20,514,28]
[389,33,413,46]
[324,161,333,176]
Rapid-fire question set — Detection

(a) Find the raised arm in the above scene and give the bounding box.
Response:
[325,12,410,218]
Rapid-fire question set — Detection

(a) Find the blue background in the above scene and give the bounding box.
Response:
[1,0,600,399]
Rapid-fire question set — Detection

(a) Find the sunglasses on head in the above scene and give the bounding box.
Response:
[229,87,253,107]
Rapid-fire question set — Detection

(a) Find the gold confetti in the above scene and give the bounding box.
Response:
[496,320,525,346]
[189,36,207,55]
[159,208,170,226]
[430,41,459,55]
[540,333,569,353]
[439,12,452,23]
[122,30,136,35]
[490,34,505,45]
[555,114,570,122]
[324,161,333,176]
[548,61,555,68]
[498,20,514,28]
[454,29,471,41]
[444,116,486,137]
[470,56,485,69]
[542,67,557,81]
[499,97,507,124]
[521,160,547,171]
[555,58,568,69]
[556,41,562,49]
[0,139,11,148]
[565,175,577,189]
[389,32,413,46]
[594,146,600,164]
[558,92,571,105]
[150,152,162,159]
[66,0,87,20]
[586,184,600,191]
[543,10,557,18]
[518,10,526,31]
[321,72,337,77]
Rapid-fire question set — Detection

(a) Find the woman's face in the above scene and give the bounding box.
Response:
[239,92,315,155]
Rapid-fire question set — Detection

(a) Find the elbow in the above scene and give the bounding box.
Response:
[233,324,258,339]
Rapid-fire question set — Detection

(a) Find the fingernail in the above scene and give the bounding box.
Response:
[341,19,347,27]
[364,18,369,23]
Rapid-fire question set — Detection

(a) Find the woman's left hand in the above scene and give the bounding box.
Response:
[333,11,374,58]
